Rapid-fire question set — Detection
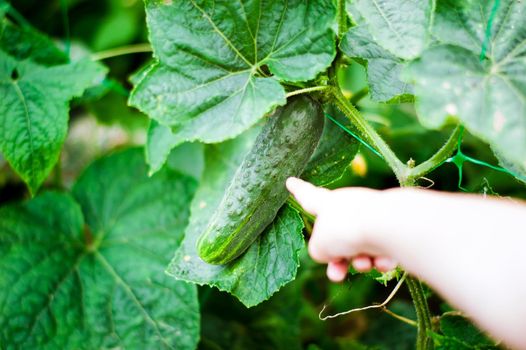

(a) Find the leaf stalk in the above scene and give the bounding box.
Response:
[91,43,153,61]
[285,86,329,98]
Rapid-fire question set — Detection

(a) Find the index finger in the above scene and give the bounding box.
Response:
[286,177,328,216]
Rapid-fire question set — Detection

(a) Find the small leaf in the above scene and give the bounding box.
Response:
[340,25,413,102]
[130,0,336,146]
[353,0,433,60]
[145,121,206,178]
[0,52,106,194]
[302,108,359,186]
[0,149,200,349]
[166,132,305,308]
[146,120,182,175]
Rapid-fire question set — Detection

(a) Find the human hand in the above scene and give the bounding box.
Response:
[286,177,397,282]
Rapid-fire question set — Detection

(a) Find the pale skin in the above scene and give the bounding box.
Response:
[286,177,526,350]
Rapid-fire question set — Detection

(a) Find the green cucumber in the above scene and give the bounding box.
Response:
[197,96,324,265]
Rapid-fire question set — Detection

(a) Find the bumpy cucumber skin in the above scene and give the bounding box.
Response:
[197,96,324,265]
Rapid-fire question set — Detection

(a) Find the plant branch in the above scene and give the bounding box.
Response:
[381,306,417,327]
[285,86,329,98]
[403,126,462,186]
[330,86,406,181]
[406,277,433,350]
[91,43,152,61]
[337,0,348,39]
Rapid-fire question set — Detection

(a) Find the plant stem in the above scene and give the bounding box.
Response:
[406,277,434,350]
[349,86,369,105]
[337,0,348,39]
[329,80,438,347]
[381,306,417,327]
[286,86,329,98]
[402,126,461,186]
[91,43,152,61]
[330,86,406,181]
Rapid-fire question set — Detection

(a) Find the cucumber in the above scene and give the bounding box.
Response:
[197,96,324,265]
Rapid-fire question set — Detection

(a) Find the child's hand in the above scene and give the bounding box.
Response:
[286,176,526,349]
[286,177,397,282]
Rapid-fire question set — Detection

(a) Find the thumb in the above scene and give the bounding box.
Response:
[286,177,328,216]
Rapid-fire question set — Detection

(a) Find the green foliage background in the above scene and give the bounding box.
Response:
[0,0,524,349]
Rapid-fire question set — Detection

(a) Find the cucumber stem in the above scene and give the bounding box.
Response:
[330,86,406,181]
[406,277,434,350]
[328,80,459,349]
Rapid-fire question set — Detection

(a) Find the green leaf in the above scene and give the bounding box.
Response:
[130,0,336,145]
[353,0,433,60]
[0,1,7,16]
[440,314,495,347]
[166,142,205,182]
[0,149,200,349]
[145,121,206,178]
[146,120,182,175]
[302,108,359,186]
[430,314,498,349]
[340,25,413,102]
[406,0,526,174]
[494,149,526,184]
[0,13,67,65]
[166,132,305,308]
[0,52,106,194]
[431,0,492,55]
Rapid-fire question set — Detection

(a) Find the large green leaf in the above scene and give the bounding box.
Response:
[406,0,526,173]
[302,108,359,186]
[130,0,336,150]
[0,52,106,194]
[340,25,413,102]
[0,149,200,349]
[166,131,305,308]
[352,0,433,60]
